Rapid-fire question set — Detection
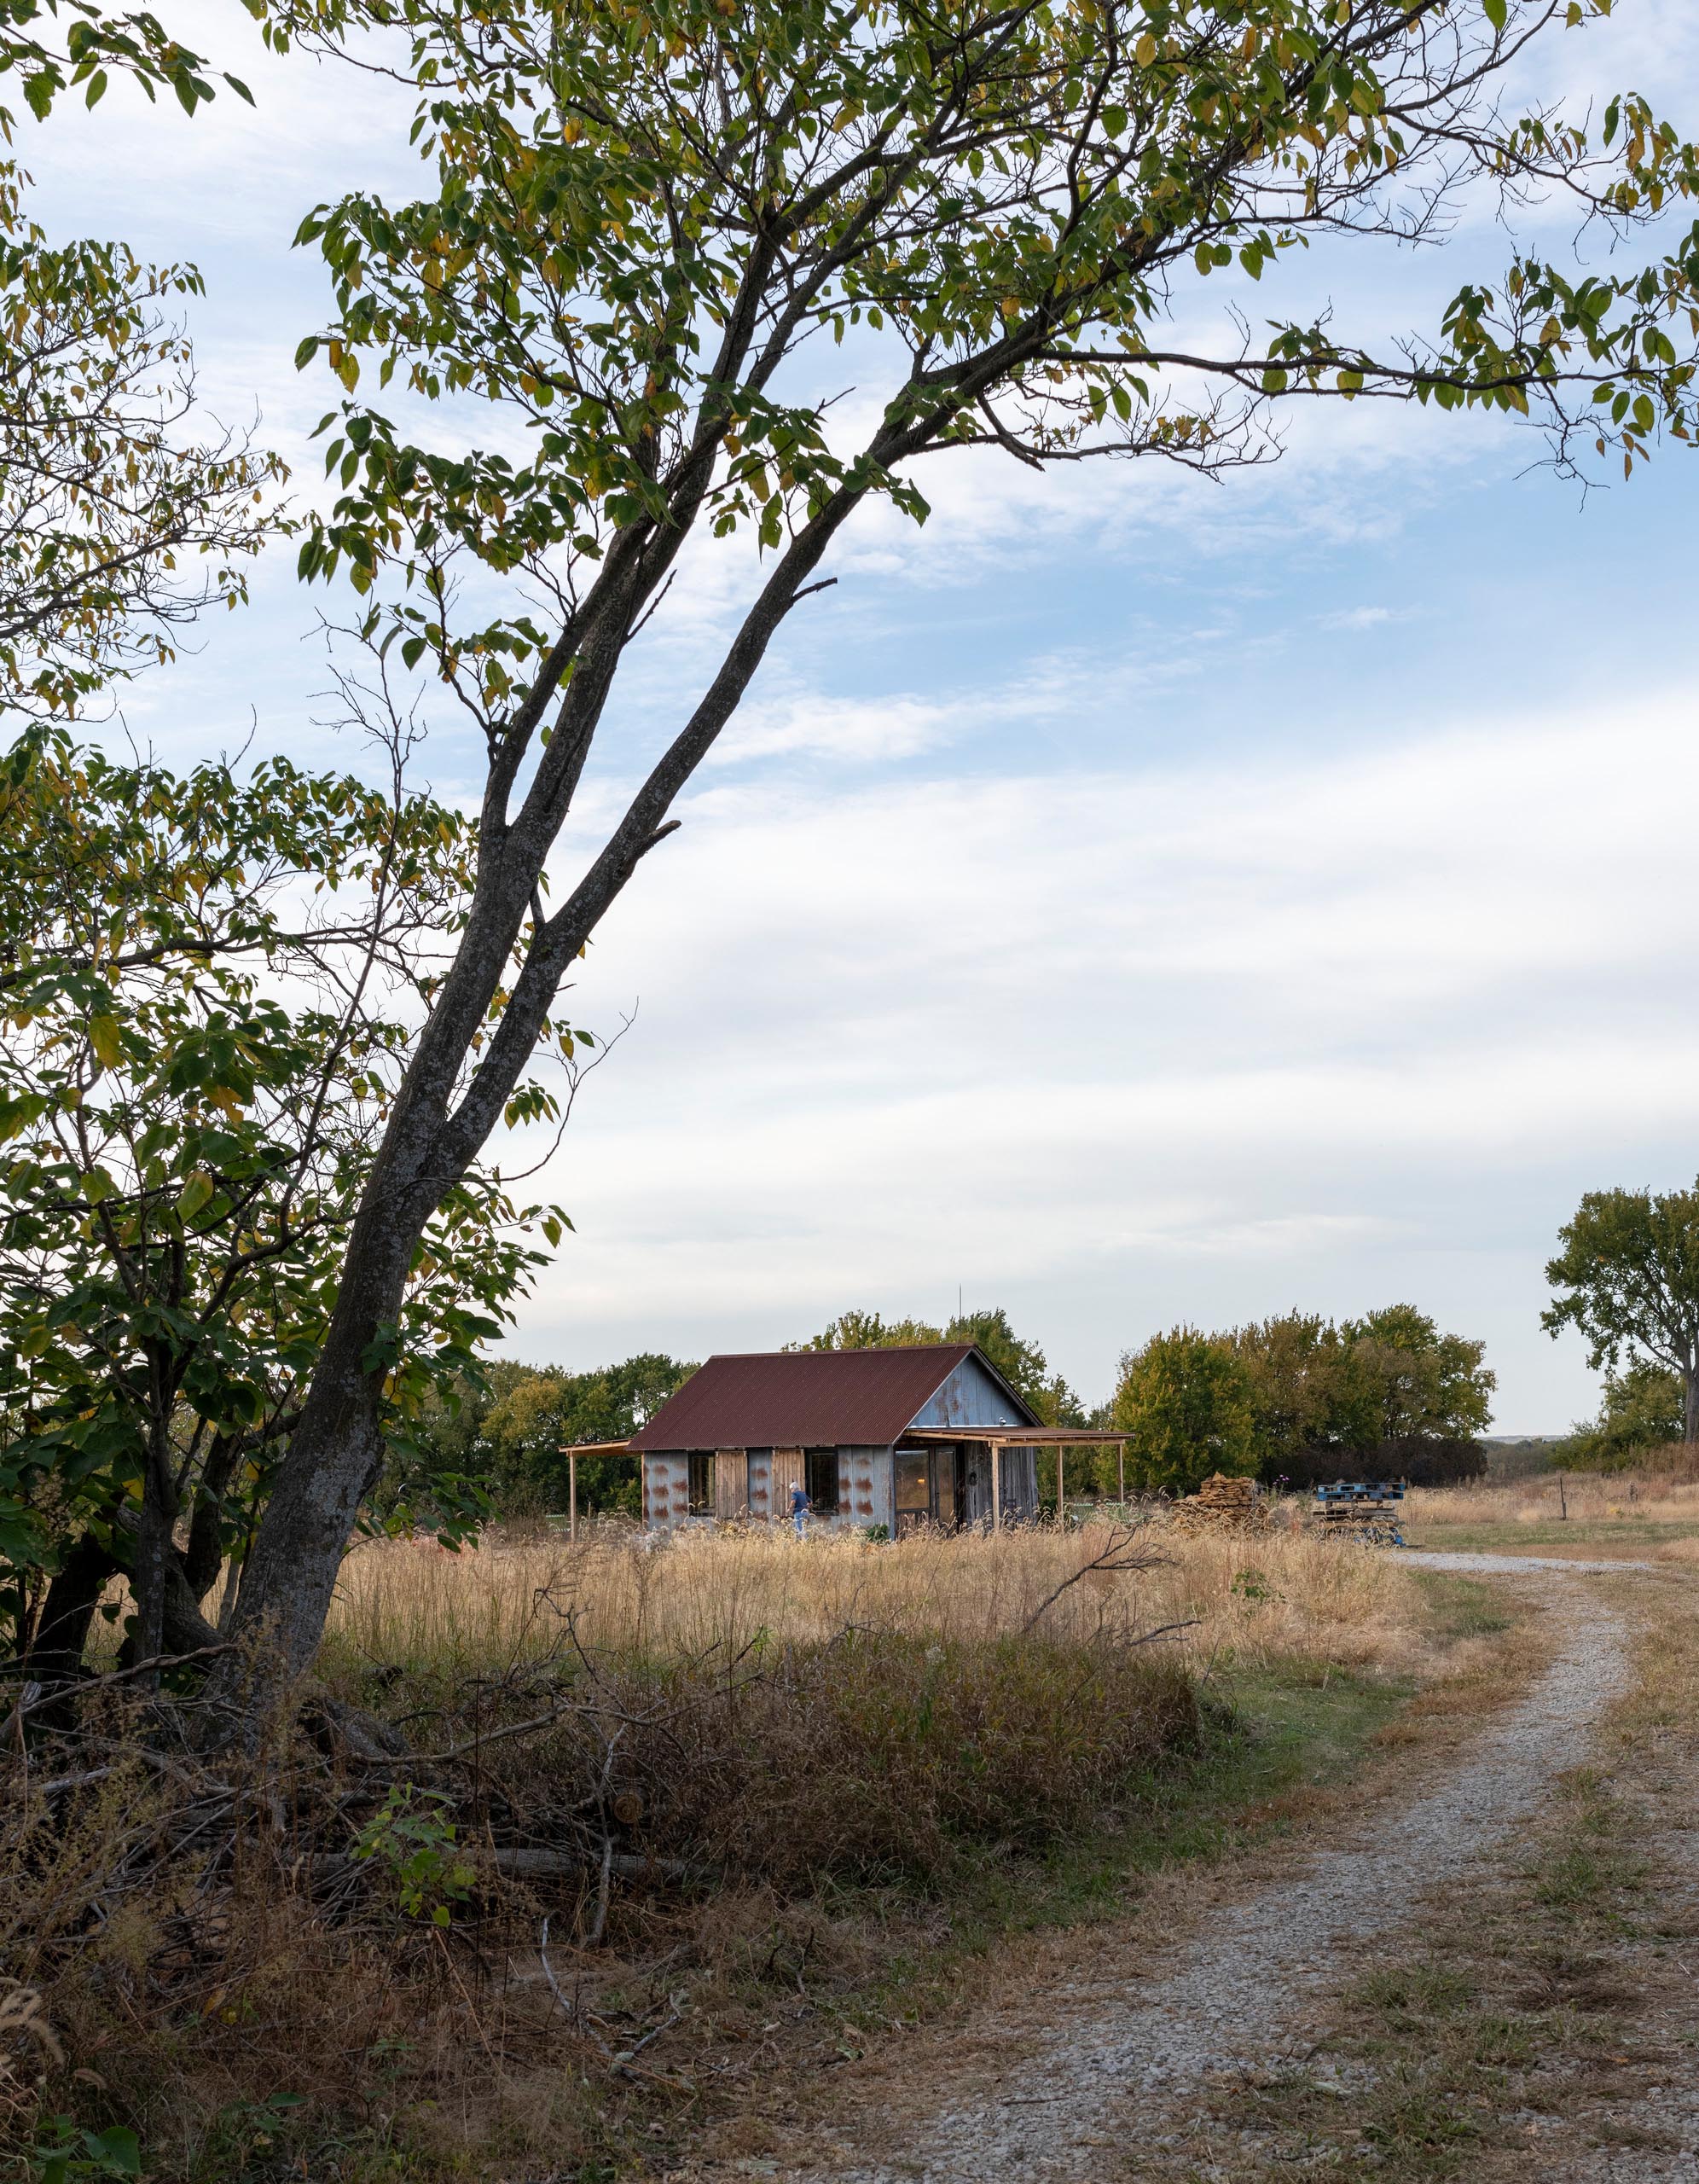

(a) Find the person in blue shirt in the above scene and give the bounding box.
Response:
[790,1479,811,1538]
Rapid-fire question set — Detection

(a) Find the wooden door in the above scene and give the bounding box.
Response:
[770,1446,804,1521]
[713,1449,749,1522]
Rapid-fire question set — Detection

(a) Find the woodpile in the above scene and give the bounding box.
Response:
[1168,1472,1271,1536]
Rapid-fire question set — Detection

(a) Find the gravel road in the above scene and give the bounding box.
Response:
[805,1552,1638,2184]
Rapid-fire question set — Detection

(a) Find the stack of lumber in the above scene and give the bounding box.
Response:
[1168,1472,1270,1536]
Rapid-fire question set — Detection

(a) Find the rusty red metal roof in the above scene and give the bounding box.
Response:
[629,1344,1019,1451]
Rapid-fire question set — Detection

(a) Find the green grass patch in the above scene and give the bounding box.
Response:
[1406,1519,1699,1553]
[1410,1571,1515,1640]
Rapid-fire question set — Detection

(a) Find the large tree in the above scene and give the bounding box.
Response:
[0,731,563,1678]
[1544,1183,1699,1443]
[218,0,1699,1706]
[1112,1326,1257,1495]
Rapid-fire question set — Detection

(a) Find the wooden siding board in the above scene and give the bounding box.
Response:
[713,1449,749,1522]
[769,1447,804,1519]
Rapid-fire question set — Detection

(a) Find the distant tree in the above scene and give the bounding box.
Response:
[1112,1327,1256,1497]
[474,1352,695,1514]
[792,1302,1085,1428]
[1229,1310,1383,1477]
[790,1309,945,1353]
[1555,1360,1684,1472]
[1341,1304,1495,1446]
[1544,1185,1699,1444]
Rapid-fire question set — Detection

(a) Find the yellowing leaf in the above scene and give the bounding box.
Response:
[88,1014,122,1070]
[177,1170,215,1219]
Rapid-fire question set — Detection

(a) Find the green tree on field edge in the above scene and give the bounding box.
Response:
[1112,1328,1259,1497]
[400,1353,695,1518]
[1556,1360,1684,1472]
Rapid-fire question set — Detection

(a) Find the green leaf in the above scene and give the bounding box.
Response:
[177,1170,215,1219]
[1482,0,1507,27]
[90,2126,142,2177]
[88,1016,123,1071]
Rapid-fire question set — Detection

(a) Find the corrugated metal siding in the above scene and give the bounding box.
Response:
[746,1449,774,1522]
[842,1445,890,1531]
[907,1354,1033,1431]
[643,1453,689,1531]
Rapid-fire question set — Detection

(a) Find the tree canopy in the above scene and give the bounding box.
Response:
[0,164,281,717]
[0,732,562,1677]
[1112,1325,1258,1496]
[1544,1182,1699,1444]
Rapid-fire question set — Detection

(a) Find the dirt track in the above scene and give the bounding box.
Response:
[762,1554,1650,2182]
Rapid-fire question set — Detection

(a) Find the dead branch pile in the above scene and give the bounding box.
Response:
[1167,1473,1271,1537]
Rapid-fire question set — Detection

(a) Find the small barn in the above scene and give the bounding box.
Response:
[629,1342,1048,1535]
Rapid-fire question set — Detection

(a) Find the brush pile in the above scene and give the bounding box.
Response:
[1167,1472,1270,1537]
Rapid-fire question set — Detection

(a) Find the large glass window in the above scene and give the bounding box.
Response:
[804,1448,839,1513]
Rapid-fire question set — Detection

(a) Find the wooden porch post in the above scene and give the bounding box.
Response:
[569,1447,578,1544]
[990,1440,1001,1532]
[1118,1441,1126,1507]
[1056,1443,1064,1525]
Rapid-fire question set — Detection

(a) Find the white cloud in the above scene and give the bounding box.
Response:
[499,686,1699,1428]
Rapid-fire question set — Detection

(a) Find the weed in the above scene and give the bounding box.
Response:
[26,2119,140,2184]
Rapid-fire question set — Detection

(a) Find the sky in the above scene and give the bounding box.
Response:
[19,1,1699,1427]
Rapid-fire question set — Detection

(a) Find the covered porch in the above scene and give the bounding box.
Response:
[894,1426,1130,1533]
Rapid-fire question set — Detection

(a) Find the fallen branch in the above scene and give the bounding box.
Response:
[1020,1527,1169,1635]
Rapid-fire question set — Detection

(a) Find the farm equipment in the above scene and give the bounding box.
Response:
[1308,1479,1407,1547]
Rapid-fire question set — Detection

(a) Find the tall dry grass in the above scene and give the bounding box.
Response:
[7,1520,1449,2182]
[322,1514,1435,1682]
[1408,1467,1699,1538]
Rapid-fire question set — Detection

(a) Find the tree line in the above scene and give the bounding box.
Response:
[405,1298,1494,1522]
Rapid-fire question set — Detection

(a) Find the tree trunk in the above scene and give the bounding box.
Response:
[26,1535,119,1682]
[218,494,865,1723]
[1685,1365,1699,1446]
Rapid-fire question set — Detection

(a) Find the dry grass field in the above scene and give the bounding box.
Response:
[322,1512,1441,1682]
[1406,1462,1699,1557]
[6,1518,1508,2184]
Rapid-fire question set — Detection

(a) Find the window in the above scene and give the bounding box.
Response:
[805,1447,839,1513]
[687,1451,713,1514]
[893,1445,931,1533]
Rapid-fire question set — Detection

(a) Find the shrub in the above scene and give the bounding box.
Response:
[1277,1436,1487,1490]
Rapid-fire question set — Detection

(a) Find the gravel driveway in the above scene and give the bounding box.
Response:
[800,1552,1638,2183]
